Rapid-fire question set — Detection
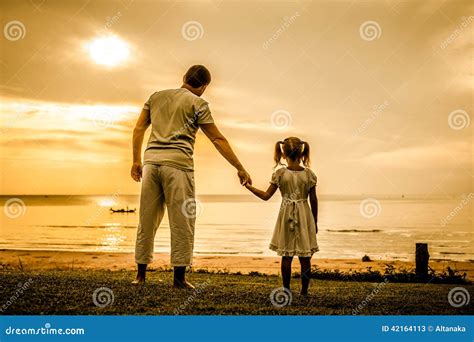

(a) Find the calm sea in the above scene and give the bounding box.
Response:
[0,194,472,261]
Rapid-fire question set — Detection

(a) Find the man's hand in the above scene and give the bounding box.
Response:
[315,222,319,234]
[238,169,252,186]
[131,162,143,182]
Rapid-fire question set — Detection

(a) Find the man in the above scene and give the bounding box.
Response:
[131,65,251,288]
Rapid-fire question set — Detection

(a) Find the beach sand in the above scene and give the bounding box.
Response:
[1,249,472,279]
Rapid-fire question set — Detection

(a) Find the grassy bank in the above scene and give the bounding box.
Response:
[1,270,472,315]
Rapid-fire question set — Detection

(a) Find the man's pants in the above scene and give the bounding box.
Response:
[135,164,195,267]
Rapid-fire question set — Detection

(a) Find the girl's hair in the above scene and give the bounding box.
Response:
[274,137,310,167]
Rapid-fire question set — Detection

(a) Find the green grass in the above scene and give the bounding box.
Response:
[307,265,470,284]
[0,270,472,315]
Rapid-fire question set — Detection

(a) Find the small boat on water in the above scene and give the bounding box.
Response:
[110,206,136,213]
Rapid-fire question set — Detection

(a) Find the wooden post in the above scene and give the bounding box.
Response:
[415,243,429,278]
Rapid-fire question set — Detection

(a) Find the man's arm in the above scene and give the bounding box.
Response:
[200,123,251,185]
[131,108,151,182]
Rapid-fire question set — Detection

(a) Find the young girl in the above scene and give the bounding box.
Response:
[245,137,319,295]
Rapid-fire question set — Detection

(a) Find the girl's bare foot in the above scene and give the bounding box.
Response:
[132,277,145,285]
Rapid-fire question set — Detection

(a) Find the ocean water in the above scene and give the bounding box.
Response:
[0,194,472,261]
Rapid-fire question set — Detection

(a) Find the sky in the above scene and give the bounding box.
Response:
[0,0,472,195]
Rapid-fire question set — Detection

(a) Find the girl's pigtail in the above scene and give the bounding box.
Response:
[274,141,284,168]
[301,141,311,167]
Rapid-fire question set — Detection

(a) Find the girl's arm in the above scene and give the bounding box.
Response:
[309,186,318,233]
[245,183,278,201]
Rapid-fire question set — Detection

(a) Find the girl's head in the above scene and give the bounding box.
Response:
[274,137,310,167]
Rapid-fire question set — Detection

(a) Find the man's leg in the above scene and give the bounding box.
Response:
[133,164,165,284]
[161,166,196,289]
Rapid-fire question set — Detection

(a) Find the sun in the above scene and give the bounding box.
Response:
[98,198,117,207]
[86,35,130,67]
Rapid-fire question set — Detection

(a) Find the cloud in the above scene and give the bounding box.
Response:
[0,96,138,130]
[220,118,290,133]
[0,97,134,165]
[0,0,471,194]
[355,142,471,169]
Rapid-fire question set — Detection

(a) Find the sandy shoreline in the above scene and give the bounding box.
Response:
[1,249,472,279]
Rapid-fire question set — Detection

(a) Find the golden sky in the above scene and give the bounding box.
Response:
[0,0,472,195]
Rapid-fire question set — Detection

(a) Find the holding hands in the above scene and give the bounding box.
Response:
[238,169,252,186]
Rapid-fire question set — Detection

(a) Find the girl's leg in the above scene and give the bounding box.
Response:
[281,256,293,290]
[299,257,311,295]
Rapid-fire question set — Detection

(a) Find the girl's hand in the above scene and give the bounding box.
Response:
[315,222,318,234]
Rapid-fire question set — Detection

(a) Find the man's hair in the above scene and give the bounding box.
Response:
[184,65,211,88]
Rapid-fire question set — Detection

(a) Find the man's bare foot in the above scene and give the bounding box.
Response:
[173,280,195,290]
[133,264,147,285]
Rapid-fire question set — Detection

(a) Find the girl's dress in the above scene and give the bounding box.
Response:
[269,167,319,257]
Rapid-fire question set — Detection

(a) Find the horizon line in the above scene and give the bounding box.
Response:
[0,193,470,198]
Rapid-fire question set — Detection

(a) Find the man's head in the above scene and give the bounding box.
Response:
[182,65,211,96]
